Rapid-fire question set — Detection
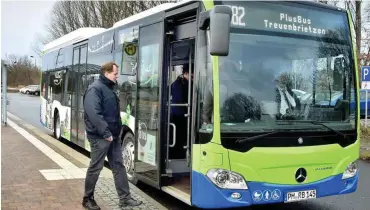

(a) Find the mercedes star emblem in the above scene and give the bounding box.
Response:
[295,168,307,183]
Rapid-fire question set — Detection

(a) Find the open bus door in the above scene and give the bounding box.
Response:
[133,21,164,189]
[164,39,194,174]
[160,9,197,204]
[132,2,198,205]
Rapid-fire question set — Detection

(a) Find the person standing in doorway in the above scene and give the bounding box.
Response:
[170,63,193,159]
[82,61,142,210]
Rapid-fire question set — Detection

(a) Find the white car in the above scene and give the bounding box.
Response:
[19,85,39,94]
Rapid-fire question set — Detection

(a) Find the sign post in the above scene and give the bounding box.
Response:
[1,63,7,125]
[361,66,370,127]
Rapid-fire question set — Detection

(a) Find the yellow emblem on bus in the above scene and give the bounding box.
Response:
[125,43,136,56]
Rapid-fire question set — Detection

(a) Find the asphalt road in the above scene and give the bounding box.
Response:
[6,92,52,135]
[5,92,370,210]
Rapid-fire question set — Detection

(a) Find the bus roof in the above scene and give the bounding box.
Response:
[112,0,194,29]
[112,2,177,29]
[42,0,193,55]
[42,27,106,54]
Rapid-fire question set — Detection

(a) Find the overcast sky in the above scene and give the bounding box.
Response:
[1,0,56,66]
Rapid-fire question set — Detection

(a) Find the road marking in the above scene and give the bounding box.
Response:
[7,118,89,180]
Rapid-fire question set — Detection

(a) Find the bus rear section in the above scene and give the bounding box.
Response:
[191,1,359,208]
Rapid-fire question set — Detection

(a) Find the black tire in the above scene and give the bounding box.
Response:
[26,90,29,94]
[121,132,138,184]
[53,112,62,140]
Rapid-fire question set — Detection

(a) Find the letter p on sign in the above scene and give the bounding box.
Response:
[361,66,370,89]
[362,66,370,81]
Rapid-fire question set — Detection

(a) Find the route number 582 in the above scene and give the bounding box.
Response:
[230,6,246,26]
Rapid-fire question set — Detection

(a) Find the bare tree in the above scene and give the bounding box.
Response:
[317,0,340,6]
[32,0,177,56]
[2,54,41,87]
[355,1,362,81]
[281,72,308,91]
[317,0,363,86]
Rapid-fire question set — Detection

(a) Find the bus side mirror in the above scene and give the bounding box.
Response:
[199,5,232,56]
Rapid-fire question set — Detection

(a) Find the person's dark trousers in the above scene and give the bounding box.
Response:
[84,137,131,202]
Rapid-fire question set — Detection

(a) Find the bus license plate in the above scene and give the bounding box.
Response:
[286,190,316,202]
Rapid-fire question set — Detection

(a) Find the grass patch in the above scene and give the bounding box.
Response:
[360,125,370,162]
[361,126,370,144]
[360,150,370,161]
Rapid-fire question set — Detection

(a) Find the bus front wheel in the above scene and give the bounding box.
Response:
[122,132,137,184]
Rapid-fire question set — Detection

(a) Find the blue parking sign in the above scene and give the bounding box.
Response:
[362,66,370,81]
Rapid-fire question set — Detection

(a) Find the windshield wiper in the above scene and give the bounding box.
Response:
[276,120,347,140]
[236,128,314,144]
[236,131,279,144]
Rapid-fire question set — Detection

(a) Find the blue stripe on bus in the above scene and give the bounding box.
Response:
[191,170,358,209]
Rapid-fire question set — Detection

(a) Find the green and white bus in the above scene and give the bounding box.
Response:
[40,0,360,208]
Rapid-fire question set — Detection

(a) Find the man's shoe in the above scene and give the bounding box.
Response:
[119,198,143,207]
[82,197,101,210]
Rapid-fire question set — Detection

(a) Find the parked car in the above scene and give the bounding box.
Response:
[316,89,370,118]
[28,85,40,96]
[19,85,39,94]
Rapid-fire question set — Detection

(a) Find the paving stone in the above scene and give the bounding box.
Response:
[94,177,162,210]
[2,124,167,210]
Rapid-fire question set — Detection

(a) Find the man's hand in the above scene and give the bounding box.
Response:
[105,136,113,141]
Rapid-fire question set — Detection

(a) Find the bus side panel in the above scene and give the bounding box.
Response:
[59,105,71,141]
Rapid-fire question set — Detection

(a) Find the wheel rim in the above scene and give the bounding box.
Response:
[122,140,135,179]
[56,117,61,139]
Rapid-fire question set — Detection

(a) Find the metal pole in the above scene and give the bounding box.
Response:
[166,43,173,172]
[185,43,192,160]
[2,63,7,125]
[366,89,368,127]
[30,55,36,68]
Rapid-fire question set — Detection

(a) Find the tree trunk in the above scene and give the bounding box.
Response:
[356,1,362,86]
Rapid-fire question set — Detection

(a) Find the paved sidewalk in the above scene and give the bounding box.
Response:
[1,116,167,210]
[1,124,97,210]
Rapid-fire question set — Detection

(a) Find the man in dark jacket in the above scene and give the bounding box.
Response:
[82,62,142,210]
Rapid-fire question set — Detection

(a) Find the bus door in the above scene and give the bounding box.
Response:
[71,44,87,148]
[133,22,164,188]
[45,72,53,129]
[165,37,195,176]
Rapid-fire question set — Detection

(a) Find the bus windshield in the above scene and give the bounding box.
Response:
[217,1,356,132]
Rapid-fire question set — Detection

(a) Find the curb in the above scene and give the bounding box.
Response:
[6,111,168,210]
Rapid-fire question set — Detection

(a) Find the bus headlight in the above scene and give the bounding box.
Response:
[206,169,248,189]
[342,161,357,179]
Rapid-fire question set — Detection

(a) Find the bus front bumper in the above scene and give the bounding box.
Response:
[191,170,358,209]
